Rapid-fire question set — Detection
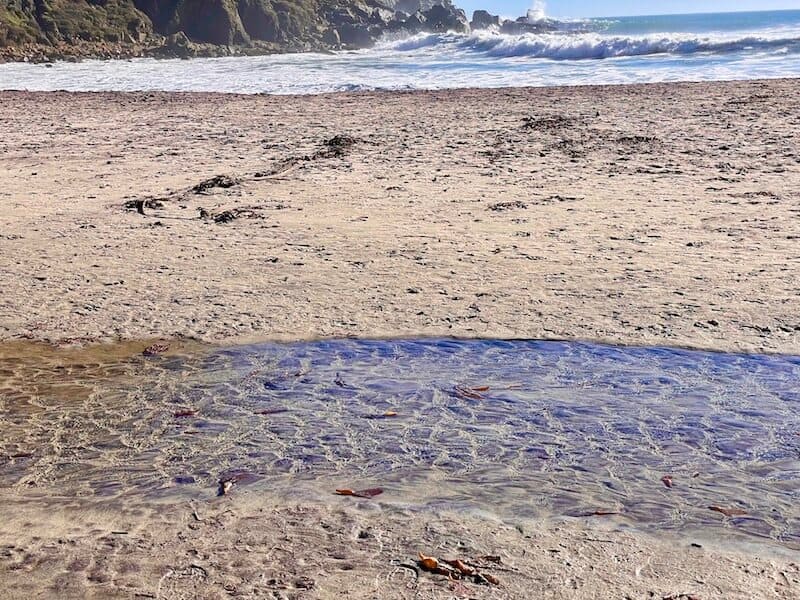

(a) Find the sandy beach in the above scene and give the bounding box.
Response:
[1,79,799,352]
[1,79,800,598]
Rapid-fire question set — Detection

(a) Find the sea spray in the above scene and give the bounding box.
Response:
[527,1,547,24]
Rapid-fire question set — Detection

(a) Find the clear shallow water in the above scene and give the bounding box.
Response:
[1,10,799,93]
[1,338,798,548]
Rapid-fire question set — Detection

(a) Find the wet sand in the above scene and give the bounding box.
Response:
[1,80,800,598]
[0,80,799,352]
[3,493,799,600]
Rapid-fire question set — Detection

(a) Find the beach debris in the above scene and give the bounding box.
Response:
[452,385,487,400]
[335,487,383,499]
[661,475,674,488]
[443,559,476,576]
[192,175,239,194]
[218,479,235,496]
[418,553,443,572]
[708,505,748,517]
[363,411,399,419]
[9,451,34,459]
[216,471,262,496]
[522,114,577,132]
[488,200,527,212]
[124,198,164,214]
[173,409,197,418]
[189,563,209,579]
[294,576,315,590]
[476,573,501,586]
[416,552,500,586]
[213,209,241,224]
[318,135,358,159]
[584,509,621,517]
[197,207,263,224]
[143,343,169,356]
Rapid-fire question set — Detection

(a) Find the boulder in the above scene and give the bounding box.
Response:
[470,10,499,30]
[322,27,341,47]
[235,0,281,42]
[403,11,427,34]
[336,23,377,48]
[175,0,250,45]
[422,4,469,33]
[500,18,557,35]
[161,31,197,58]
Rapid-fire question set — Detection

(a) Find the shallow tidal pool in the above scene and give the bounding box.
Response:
[1,338,798,549]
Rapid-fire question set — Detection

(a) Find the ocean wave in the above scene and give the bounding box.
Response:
[381,30,800,61]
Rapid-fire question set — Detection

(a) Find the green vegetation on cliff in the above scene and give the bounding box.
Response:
[1,0,151,45]
[0,0,464,58]
[0,0,346,47]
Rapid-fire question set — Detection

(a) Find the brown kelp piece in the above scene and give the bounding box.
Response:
[477,555,502,564]
[418,553,500,585]
[475,573,500,586]
[363,411,399,419]
[709,505,748,517]
[417,553,456,577]
[418,552,439,572]
[443,559,475,576]
[453,385,486,400]
[335,487,383,499]
[173,409,197,418]
[584,509,621,517]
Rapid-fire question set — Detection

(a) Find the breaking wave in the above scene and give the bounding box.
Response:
[383,29,800,61]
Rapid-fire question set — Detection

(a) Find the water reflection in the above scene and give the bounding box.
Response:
[1,339,798,547]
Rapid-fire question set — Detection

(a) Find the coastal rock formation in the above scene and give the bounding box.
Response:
[0,0,473,58]
[470,9,499,30]
[416,4,467,33]
[500,15,558,35]
[467,8,559,34]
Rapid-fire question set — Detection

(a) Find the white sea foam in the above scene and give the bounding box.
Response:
[383,29,800,61]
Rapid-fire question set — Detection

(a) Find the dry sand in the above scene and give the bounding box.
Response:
[1,80,800,598]
[0,80,799,352]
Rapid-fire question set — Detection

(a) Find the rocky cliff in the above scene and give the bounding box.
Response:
[0,0,469,59]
